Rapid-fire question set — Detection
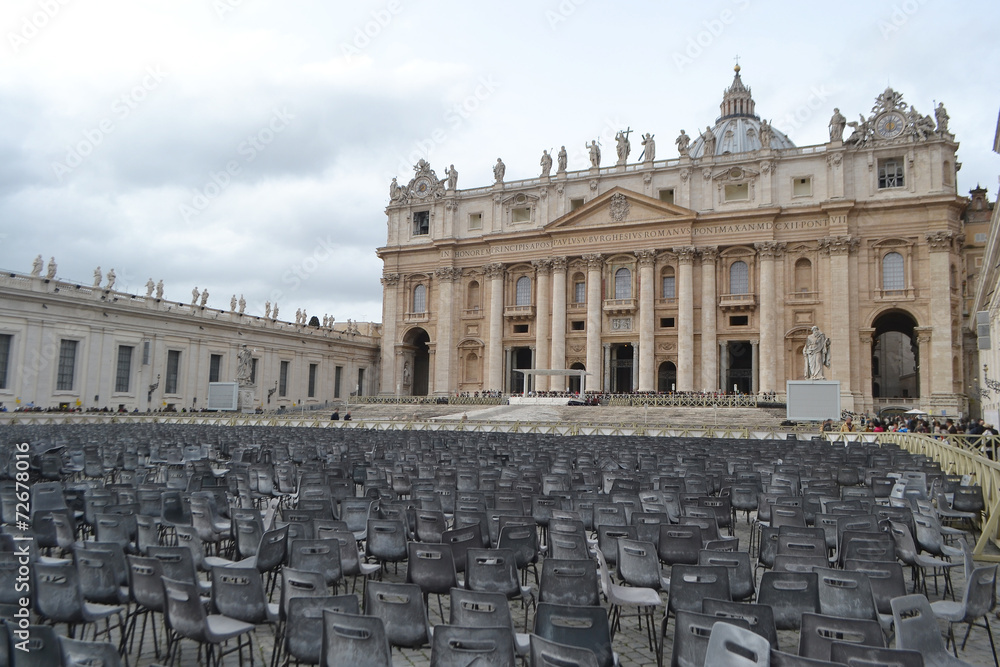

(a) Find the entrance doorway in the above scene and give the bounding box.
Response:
[510,347,533,394]
[871,310,919,399]
[568,363,585,394]
[726,340,752,394]
[403,328,430,396]
[610,344,634,393]
[657,361,677,393]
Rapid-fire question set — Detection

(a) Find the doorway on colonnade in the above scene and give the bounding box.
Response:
[726,340,752,394]
[568,362,585,394]
[610,343,634,393]
[871,310,918,400]
[657,361,677,393]
[402,328,430,396]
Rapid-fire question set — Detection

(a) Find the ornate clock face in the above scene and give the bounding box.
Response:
[875,111,905,139]
[413,176,431,198]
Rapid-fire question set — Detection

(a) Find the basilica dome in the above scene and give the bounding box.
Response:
[687,66,795,158]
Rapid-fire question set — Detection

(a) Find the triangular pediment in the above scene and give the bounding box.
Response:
[546,186,696,232]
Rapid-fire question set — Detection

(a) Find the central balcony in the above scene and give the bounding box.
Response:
[504,304,535,321]
[718,293,757,312]
[603,298,637,315]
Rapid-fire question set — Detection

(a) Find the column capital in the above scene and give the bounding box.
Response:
[698,246,719,262]
[551,256,568,272]
[635,249,658,267]
[754,241,786,259]
[582,253,604,270]
[925,230,961,252]
[483,262,505,279]
[532,258,553,275]
[381,273,400,286]
[750,339,760,347]
[914,326,933,345]
[673,246,698,264]
[434,267,462,282]
[818,235,859,256]
[858,326,876,345]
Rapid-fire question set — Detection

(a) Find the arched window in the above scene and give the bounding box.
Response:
[515,276,531,306]
[466,281,480,311]
[572,272,586,304]
[614,268,631,299]
[882,252,904,290]
[661,267,676,299]
[413,284,426,313]
[794,258,812,293]
[729,260,749,294]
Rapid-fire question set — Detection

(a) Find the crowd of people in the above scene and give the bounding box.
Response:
[824,414,997,436]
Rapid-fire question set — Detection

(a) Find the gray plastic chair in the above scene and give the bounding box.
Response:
[930,564,998,665]
[757,570,820,631]
[668,609,750,667]
[829,642,926,667]
[703,621,770,667]
[281,594,358,666]
[798,612,885,662]
[364,580,431,650]
[892,593,977,667]
[321,609,392,667]
[430,624,516,667]
[529,634,600,667]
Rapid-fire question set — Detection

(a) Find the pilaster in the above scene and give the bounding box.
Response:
[675,247,697,391]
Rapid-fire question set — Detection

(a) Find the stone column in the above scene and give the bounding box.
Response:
[550,257,568,389]
[504,346,513,393]
[819,236,858,391]
[675,247,697,391]
[603,343,611,393]
[632,341,640,391]
[926,231,957,398]
[433,267,460,396]
[636,250,657,391]
[584,254,603,390]
[751,340,759,394]
[533,259,552,392]
[528,346,536,393]
[699,247,718,392]
[379,274,400,394]
[754,242,785,394]
[426,346,436,395]
[719,341,728,393]
[915,327,933,404]
[485,263,505,392]
[858,327,875,413]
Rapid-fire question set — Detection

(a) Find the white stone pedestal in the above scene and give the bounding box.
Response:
[238,387,256,414]
[786,380,841,421]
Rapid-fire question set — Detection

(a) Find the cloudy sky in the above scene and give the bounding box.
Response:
[1,1,997,324]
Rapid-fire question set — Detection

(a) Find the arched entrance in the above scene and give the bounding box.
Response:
[657,361,677,393]
[402,328,430,396]
[871,310,919,401]
[568,362,585,394]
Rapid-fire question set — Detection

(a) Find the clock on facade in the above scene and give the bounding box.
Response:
[875,111,906,139]
[412,176,432,198]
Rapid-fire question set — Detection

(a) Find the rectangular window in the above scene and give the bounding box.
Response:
[658,189,675,204]
[975,233,987,243]
[660,317,675,328]
[574,282,585,304]
[141,340,150,365]
[115,346,133,393]
[792,177,812,197]
[729,315,749,326]
[724,183,749,201]
[413,210,429,235]
[662,275,676,299]
[308,363,318,398]
[357,368,365,397]
[878,158,904,189]
[279,361,289,397]
[468,213,482,230]
[334,366,343,399]
[57,340,78,391]
[0,334,11,390]
[570,198,585,210]
[511,207,531,223]
[513,324,529,334]
[165,350,180,394]
[571,321,585,331]
[250,358,257,385]
[209,354,222,383]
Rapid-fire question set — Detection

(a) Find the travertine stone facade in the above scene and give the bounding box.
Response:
[379,67,978,415]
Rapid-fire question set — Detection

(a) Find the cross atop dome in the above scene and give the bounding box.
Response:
[720,63,756,120]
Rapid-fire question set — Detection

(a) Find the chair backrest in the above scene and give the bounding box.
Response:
[161,576,209,642]
[465,548,520,599]
[147,545,200,585]
[533,602,614,667]
[32,560,87,624]
[59,635,124,667]
[829,642,926,667]
[539,557,600,606]
[75,547,125,605]
[497,523,539,571]
[430,624,516,667]
[698,549,754,602]
[891,594,953,659]
[814,567,877,621]
[843,559,907,617]
[668,565,732,615]
[701,598,779,650]
[703,621,770,667]
[364,581,430,649]
[253,524,289,571]
[798,612,885,662]
[529,634,600,667]
[406,541,458,597]
[658,525,703,566]
[284,594,358,664]
[279,566,329,620]
[288,538,343,586]
[322,609,392,667]
[233,515,264,559]
[11,624,62,667]
[757,570,820,630]
[211,565,274,624]
[671,609,750,667]
[961,564,999,620]
[597,524,636,566]
[547,530,591,561]
[449,587,516,633]
[365,519,408,563]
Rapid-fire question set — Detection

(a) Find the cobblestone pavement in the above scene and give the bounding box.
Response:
[118,511,1000,667]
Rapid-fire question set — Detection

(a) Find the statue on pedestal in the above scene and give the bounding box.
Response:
[45,257,56,279]
[93,267,102,288]
[200,289,209,307]
[701,127,717,156]
[615,130,631,165]
[238,295,246,314]
[191,287,200,305]
[264,301,271,319]
[445,164,458,190]
[540,150,552,178]
[272,304,279,320]
[236,344,254,385]
[587,140,601,168]
[155,280,164,299]
[31,255,43,276]
[105,269,116,290]
[803,326,831,380]
[641,133,655,163]
[146,278,155,297]
[230,295,237,312]
[675,130,690,156]
[493,158,505,184]
[935,103,949,134]
[557,146,567,173]
[828,108,846,142]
